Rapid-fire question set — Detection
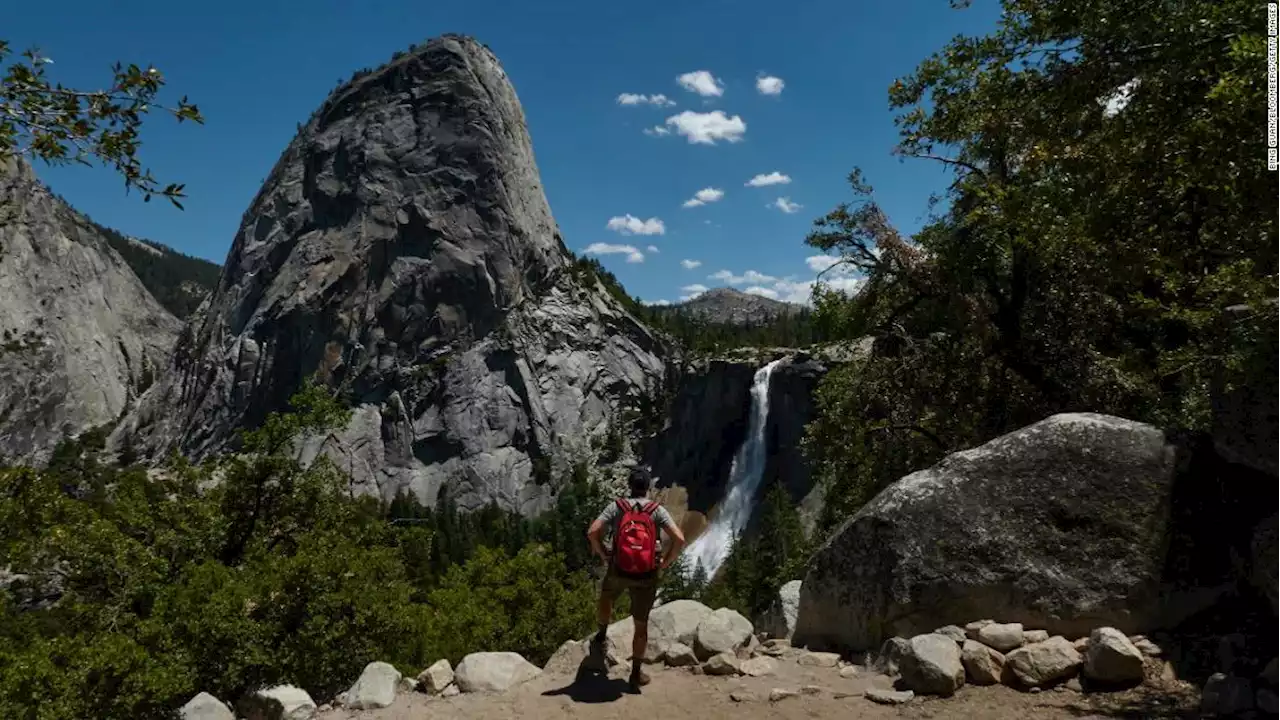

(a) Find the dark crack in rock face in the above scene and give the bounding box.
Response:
[0,159,181,464]
[114,35,666,514]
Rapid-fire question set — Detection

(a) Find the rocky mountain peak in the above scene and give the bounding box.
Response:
[664,287,804,326]
[0,158,182,463]
[115,35,667,514]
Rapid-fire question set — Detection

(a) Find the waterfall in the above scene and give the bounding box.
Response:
[683,358,782,580]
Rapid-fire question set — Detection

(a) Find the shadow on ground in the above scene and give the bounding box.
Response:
[541,644,633,703]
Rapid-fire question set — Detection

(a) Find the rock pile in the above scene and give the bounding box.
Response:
[876,620,1164,698]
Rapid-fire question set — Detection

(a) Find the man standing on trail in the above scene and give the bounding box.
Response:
[586,465,686,691]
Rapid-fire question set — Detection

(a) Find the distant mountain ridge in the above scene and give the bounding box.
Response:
[83,217,221,319]
[659,287,804,326]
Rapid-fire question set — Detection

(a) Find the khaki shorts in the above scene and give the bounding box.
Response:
[599,567,659,623]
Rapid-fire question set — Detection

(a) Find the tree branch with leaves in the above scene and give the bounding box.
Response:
[0,41,202,207]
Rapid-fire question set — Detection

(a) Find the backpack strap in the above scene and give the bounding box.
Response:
[615,498,631,513]
[640,501,658,515]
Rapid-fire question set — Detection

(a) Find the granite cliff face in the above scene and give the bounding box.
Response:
[113,36,666,514]
[0,159,181,463]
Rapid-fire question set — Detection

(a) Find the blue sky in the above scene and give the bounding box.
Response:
[9,0,1001,306]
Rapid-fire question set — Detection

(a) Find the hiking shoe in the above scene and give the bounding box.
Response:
[628,666,651,691]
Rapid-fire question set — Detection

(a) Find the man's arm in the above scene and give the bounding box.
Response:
[660,514,686,569]
[587,518,609,564]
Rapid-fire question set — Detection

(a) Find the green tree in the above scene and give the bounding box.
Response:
[804,0,1277,530]
[0,41,202,205]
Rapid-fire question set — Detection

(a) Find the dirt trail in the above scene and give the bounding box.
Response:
[318,649,1199,720]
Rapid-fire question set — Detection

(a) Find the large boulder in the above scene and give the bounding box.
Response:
[794,414,1184,652]
[111,35,667,516]
[237,685,317,720]
[180,692,234,720]
[1083,628,1144,685]
[899,633,965,697]
[755,580,802,640]
[694,608,754,660]
[454,652,542,693]
[341,661,400,709]
[1005,636,1082,688]
[649,599,713,647]
[543,641,586,676]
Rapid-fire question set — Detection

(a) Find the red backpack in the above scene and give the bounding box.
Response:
[612,498,659,576]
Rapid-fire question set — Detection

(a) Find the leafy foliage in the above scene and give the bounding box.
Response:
[0,42,202,206]
[804,0,1278,530]
[0,382,609,718]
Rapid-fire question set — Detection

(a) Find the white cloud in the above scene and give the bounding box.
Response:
[676,70,724,97]
[755,75,785,96]
[770,197,802,214]
[617,92,676,107]
[682,187,725,208]
[644,299,672,306]
[745,286,780,299]
[680,259,702,270]
[680,283,709,301]
[665,110,746,145]
[584,242,645,263]
[647,245,659,253]
[804,254,841,273]
[606,214,666,236]
[709,269,777,285]
[643,125,671,137]
[746,171,791,187]
[1101,78,1139,118]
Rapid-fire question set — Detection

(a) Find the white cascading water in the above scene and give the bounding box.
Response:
[683,359,782,580]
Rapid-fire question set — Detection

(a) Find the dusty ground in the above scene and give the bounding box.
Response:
[318,647,1200,720]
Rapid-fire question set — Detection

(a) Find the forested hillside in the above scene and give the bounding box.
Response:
[74,204,221,319]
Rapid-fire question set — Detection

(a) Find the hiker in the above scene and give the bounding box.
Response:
[586,465,686,690]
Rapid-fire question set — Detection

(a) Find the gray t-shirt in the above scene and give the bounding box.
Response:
[596,498,677,543]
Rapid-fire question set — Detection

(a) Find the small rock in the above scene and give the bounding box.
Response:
[1083,627,1144,686]
[769,688,799,702]
[317,705,331,713]
[238,685,317,720]
[934,625,966,644]
[965,619,995,640]
[865,688,914,705]
[342,661,401,710]
[1066,678,1083,692]
[180,692,234,720]
[663,642,699,667]
[741,656,778,677]
[1201,673,1255,716]
[962,639,1005,685]
[703,652,742,676]
[978,622,1025,652]
[737,633,762,659]
[762,638,791,656]
[900,633,965,697]
[418,658,456,695]
[1029,686,1042,694]
[729,691,758,702]
[1130,637,1163,657]
[1005,636,1082,688]
[689,664,704,675]
[1072,637,1089,653]
[1258,688,1278,714]
[1024,630,1050,644]
[455,652,542,693]
[840,666,860,679]
[797,651,841,667]
[398,676,417,693]
[834,691,858,699]
[875,637,912,675]
[441,685,460,698]
[801,685,824,695]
